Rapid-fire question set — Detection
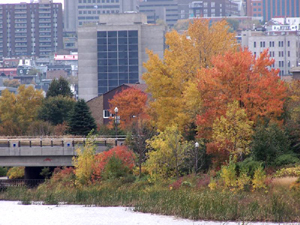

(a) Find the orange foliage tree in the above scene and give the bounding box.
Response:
[196,49,287,139]
[143,19,237,132]
[109,87,148,130]
[92,146,135,181]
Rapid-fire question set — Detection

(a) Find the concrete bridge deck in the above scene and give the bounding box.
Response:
[0,138,125,167]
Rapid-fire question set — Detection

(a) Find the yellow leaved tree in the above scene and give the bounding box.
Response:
[145,125,191,180]
[212,101,254,160]
[143,19,237,132]
[0,85,44,135]
[72,134,96,186]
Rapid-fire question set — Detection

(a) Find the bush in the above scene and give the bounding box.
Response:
[102,156,130,180]
[275,166,300,177]
[275,154,300,167]
[251,123,291,166]
[7,167,25,179]
[92,146,135,181]
[252,166,267,191]
[0,167,8,177]
[220,159,237,189]
[237,157,263,178]
[26,120,54,136]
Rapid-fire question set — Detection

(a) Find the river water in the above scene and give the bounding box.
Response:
[0,201,298,225]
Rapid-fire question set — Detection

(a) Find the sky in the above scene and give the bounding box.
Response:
[0,0,64,7]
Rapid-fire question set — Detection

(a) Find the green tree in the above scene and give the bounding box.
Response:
[38,96,75,125]
[251,123,291,166]
[146,125,192,179]
[46,77,73,98]
[68,99,97,136]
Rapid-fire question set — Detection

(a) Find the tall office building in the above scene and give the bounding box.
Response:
[78,13,166,101]
[188,0,240,18]
[139,0,179,27]
[64,0,139,32]
[138,0,240,27]
[0,0,63,58]
[246,0,300,21]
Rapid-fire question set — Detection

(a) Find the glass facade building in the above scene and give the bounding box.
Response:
[97,30,139,95]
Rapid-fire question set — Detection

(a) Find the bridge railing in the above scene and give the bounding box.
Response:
[0,179,45,190]
[0,138,125,148]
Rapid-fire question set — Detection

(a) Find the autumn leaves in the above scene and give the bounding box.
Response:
[141,19,287,169]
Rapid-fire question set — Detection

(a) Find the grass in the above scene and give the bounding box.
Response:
[271,177,298,187]
[0,178,300,222]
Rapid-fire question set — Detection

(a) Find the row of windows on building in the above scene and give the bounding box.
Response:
[254,51,291,57]
[79,9,119,14]
[0,4,60,9]
[254,40,291,48]
[79,0,119,3]
[97,30,139,95]
[190,2,222,8]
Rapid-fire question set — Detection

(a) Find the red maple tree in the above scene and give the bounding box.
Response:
[109,87,148,130]
[196,49,287,138]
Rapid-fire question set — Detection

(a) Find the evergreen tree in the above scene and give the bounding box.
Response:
[46,77,73,98]
[37,96,75,125]
[68,99,97,136]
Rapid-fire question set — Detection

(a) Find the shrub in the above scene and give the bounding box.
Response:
[251,123,291,167]
[7,167,25,179]
[102,156,130,180]
[274,154,300,167]
[274,166,300,177]
[237,157,263,178]
[196,174,211,189]
[92,146,135,181]
[53,122,68,136]
[51,167,75,184]
[169,177,184,190]
[0,167,8,177]
[252,166,267,191]
[220,159,237,189]
[237,168,251,191]
[26,120,54,136]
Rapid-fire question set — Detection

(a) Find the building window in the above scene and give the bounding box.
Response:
[211,2,215,7]
[288,51,290,57]
[103,110,112,118]
[254,42,256,48]
[279,41,284,47]
[288,41,290,47]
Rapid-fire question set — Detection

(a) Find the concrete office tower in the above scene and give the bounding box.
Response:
[78,13,166,101]
[0,0,63,58]
[64,0,139,32]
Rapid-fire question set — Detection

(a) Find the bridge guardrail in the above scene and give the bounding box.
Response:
[0,179,45,190]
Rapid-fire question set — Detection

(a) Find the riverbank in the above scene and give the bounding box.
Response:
[1,201,299,225]
[1,178,300,223]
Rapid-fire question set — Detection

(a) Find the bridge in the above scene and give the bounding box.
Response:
[0,137,125,179]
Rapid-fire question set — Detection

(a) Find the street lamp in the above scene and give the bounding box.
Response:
[194,142,199,174]
[114,107,118,140]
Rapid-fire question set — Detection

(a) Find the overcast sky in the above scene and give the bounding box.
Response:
[0,0,64,7]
